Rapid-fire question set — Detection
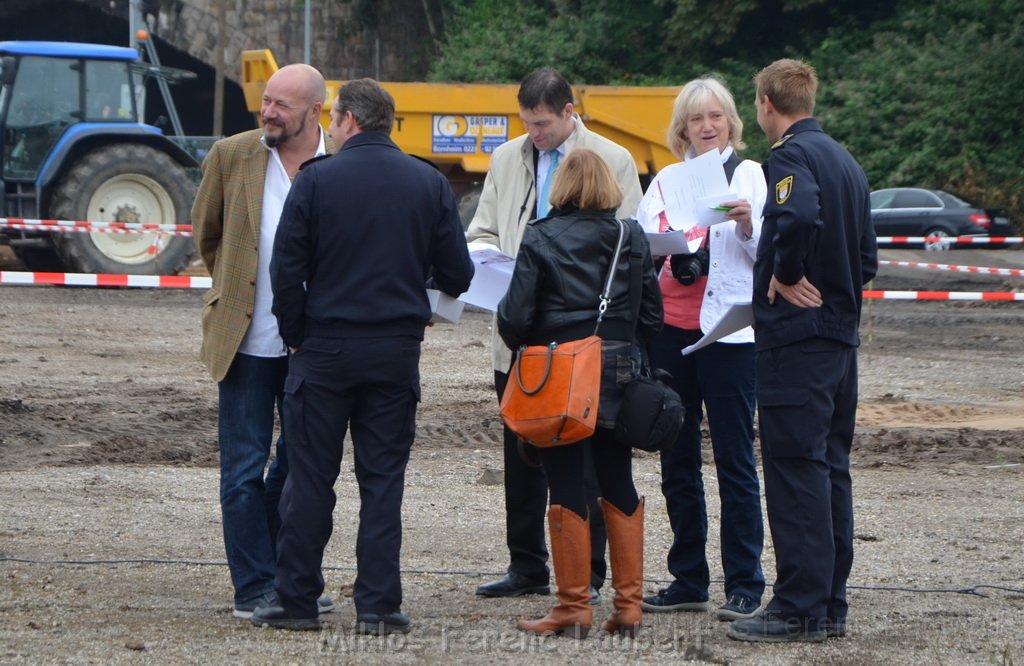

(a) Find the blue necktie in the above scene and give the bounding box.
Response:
[537,150,561,217]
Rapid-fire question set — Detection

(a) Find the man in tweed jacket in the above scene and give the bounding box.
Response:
[192,63,335,619]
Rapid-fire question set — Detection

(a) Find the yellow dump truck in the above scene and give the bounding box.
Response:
[241,49,680,219]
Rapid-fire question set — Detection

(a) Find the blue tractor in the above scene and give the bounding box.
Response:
[0,41,197,274]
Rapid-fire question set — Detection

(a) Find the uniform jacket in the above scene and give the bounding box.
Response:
[467,114,644,371]
[270,132,474,348]
[191,128,335,382]
[497,209,662,350]
[753,118,878,350]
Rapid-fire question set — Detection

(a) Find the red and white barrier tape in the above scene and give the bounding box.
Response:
[0,217,192,236]
[0,271,211,289]
[876,236,1023,245]
[879,260,1024,278]
[2,271,1020,300]
[863,290,1024,301]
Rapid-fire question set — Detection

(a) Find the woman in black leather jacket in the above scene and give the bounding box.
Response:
[497,148,662,639]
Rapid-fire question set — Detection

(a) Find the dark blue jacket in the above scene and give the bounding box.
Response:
[753,118,878,350]
[270,132,474,347]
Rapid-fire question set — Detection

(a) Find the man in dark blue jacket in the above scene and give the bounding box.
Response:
[729,59,877,643]
[253,78,474,634]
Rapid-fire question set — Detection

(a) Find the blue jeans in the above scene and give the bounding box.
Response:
[218,352,289,604]
[648,325,765,603]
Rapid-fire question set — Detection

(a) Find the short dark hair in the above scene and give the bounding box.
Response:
[517,68,573,114]
[336,78,395,133]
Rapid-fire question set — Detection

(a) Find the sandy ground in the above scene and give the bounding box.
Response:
[1,248,1023,664]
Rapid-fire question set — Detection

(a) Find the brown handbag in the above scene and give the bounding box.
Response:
[499,219,627,447]
[500,335,602,447]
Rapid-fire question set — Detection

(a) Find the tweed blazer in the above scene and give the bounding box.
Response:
[192,128,334,382]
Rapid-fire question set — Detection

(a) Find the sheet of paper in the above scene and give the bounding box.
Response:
[681,303,754,355]
[458,241,516,312]
[695,193,737,228]
[426,288,464,324]
[659,149,731,230]
[645,229,694,256]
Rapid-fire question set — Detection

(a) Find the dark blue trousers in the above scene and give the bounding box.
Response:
[757,338,857,624]
[275,335,421,618]
[648,325,765,603]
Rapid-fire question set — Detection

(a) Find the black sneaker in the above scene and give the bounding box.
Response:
[727,610,827,643]
[233,590,278,619]
[355,610,412,636]
[317,596,336,614]
[641,588,710,612]
[715,595,761,621]
[251,605,320,631]
[588,585,601,605]
[823,617,847,638]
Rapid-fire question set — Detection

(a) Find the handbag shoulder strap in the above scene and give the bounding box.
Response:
[624,219,652,372]
[594,218,628,334]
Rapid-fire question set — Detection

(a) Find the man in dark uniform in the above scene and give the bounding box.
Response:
[251,78,474,633]
[728,59,877,643]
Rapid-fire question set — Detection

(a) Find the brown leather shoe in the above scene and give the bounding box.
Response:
[516,505,592,638]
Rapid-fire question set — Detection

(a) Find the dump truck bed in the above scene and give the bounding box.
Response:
[241,49,679,186]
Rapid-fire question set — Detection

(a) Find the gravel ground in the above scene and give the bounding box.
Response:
[1,248,1023,664]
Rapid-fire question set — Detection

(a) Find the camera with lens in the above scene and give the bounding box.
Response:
[671,248,710,285]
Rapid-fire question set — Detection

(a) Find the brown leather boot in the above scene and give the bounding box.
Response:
[600,497,644,637]
[517,505,592,638]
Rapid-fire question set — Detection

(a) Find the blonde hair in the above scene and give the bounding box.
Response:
[666,77,745,159]
[548,148,623,212]
[754,59,818,116]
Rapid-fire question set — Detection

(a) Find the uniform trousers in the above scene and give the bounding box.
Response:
[275,335,421,618]
[494,370,608,589]
[756,337,857,625]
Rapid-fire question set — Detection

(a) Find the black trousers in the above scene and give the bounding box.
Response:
[757,338,857,624]
[495,370,608,588]
[275,335,421,617]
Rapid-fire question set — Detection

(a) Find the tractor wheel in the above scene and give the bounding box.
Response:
[50,144,195,275]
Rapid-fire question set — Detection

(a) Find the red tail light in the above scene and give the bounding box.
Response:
[968,213,991,229]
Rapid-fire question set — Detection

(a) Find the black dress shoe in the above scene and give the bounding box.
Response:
[250,605,320,631]
[355,610,412,635]
[476,571,551,597]
[727,610,827,643]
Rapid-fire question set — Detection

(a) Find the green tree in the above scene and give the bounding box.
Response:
[817,0,1024,219]
[429,0,672,83]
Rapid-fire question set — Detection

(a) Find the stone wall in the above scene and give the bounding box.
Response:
[142,0,437,83]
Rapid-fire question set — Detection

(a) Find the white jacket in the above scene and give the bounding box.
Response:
[636,146,767,343]
[467,114,643,371]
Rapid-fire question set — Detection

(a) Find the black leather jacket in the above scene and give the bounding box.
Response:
[497,208,663,351]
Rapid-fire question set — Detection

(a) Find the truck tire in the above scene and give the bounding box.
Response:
[49,144,196,275]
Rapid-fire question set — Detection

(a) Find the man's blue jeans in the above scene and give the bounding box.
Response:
[648,325,765,603]
[218,352,289,604]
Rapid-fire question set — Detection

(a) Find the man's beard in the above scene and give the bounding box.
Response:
[264,115,306,148]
